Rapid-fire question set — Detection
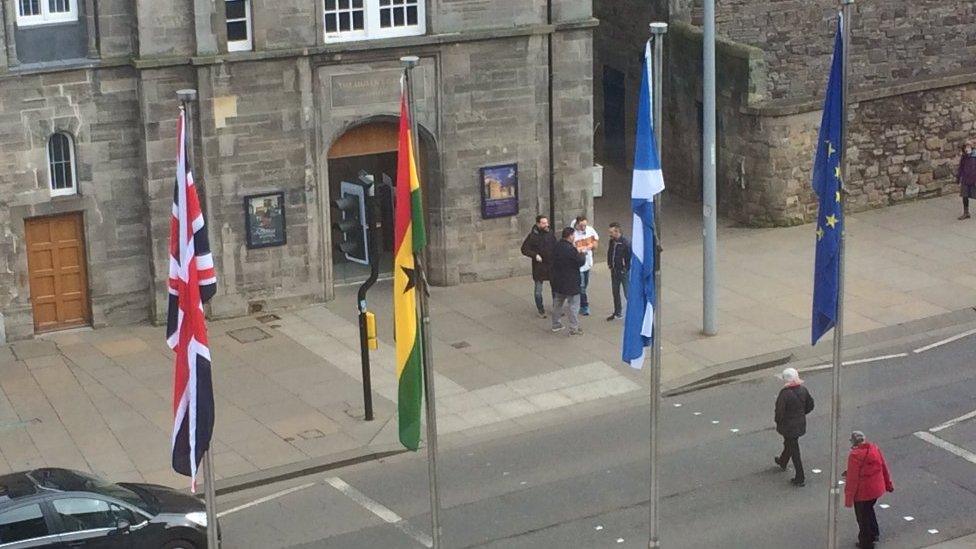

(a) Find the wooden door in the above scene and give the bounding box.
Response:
[25,213,91,332]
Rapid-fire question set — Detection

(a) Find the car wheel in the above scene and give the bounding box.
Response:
[161,540,197,549]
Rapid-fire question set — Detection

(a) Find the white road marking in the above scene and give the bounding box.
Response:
[729,428,740,433]
[325,477,433,548]
[929,409,976,433]
[913,328,976,354]
[711,420,720,425]
[879,504,890,509]
[914,431,976,465]
[844,353,908,365]
[802,353,909,373]
[595,525,604,531]
[616,538,625,543]
[904,516,915,522]
[673,403,683,407]
[929,529,940,534]
[693,412,702,416]
[216,482,317,518]
[812,469,822,474]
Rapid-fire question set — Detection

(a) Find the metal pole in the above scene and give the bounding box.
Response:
[177,88,219,549]
[648,22,667,549]
[702,0,718,336]
[357,183,378,422]
[826,2,852,548]
[402,55,443,549]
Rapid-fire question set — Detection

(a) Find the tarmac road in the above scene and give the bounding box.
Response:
[215,328,976,548]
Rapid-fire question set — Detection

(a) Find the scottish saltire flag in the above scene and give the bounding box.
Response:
[811,18,844,345]
[167,107,217,488]
[622,42,665,370]
[394,77,427,450]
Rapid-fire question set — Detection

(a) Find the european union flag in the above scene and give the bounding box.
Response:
[811,19,844,345]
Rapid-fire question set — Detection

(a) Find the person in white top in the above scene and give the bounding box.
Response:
[572,215,599,316]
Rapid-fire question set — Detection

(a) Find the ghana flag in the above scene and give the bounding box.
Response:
[394,78,427,451]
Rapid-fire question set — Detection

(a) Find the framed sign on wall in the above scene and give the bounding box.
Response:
[244,192,287,249]
[479,163,519,219]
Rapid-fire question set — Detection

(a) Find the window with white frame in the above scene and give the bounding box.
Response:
[17,0,77,26]
[225,0,252,52]
[47,133,77,196]
[323,0,424,42]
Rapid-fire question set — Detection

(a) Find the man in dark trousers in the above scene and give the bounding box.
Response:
[774,367,815,486]
[550,227,586,335]
[605,222,632,321]
[520,215,557,318]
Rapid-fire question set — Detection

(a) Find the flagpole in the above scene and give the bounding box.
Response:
[648,21,667,549]
[402,55,443,549]
[176,88,219,549]
[826,2,851,548]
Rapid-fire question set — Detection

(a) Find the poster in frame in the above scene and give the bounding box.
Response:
[479,163,519,219]
[244,191,287,249]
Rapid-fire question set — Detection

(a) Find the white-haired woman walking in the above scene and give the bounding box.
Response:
[774,367,815,486]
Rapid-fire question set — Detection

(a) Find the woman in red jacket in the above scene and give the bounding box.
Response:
[844,431,894,549]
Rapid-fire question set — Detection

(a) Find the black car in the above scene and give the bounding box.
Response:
[0,468,214,548]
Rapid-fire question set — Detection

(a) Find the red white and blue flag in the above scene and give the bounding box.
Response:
[167,107,217,488]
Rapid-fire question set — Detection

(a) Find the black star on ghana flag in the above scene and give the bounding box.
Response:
[401,265,417,294]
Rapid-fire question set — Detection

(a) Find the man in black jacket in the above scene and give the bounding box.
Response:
[550,227,586,335]
[774,367,815,486]
[605,222,632,321]
[520,215,557,318]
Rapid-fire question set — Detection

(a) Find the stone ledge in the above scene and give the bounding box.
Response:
[744,69,976,117]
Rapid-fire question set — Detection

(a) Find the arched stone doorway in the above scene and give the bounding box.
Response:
[327,118,435,284]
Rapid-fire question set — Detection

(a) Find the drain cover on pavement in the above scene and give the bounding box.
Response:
[227,327,272,343]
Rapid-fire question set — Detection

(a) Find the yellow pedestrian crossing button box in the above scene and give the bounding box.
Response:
[365,311,378,350]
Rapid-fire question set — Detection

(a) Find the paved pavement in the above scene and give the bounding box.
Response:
[0,193,975,490]
[214,326,976,548]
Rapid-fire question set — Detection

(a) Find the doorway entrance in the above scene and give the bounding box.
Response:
[25,212,91,332]
[329,122,399,284]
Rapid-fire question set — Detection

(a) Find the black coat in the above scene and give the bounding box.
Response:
[521,226,558,282]
[775,385,815,438]
[550,239,585,295]
[607,236,632,272]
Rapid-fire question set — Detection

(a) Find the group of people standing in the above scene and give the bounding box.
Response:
[774,367,894,549]
[521,214,632,335]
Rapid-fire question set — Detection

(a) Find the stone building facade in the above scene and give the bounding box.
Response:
[594,0,976,226]
[0,0,596,340]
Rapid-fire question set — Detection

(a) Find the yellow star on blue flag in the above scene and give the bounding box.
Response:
[811,16,844,346]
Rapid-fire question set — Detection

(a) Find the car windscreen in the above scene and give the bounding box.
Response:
[27,469,149,512]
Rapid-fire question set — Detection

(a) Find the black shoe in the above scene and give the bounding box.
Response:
[774,457,787,471]
[791,478,805,487]
[606,314,621,321]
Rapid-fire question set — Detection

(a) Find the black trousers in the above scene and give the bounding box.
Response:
[779,436,804,481]
[610,268,628,315]
[854,499,879,547]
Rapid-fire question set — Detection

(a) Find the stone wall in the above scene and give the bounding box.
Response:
[97,0,138,59]
[135,0,195,58]
[250,0,318,50]
[711,0,976,102]
[592,0,665,167]
[0,67,148,339]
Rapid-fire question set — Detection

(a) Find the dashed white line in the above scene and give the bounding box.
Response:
[929,409,976,433]
[914,431,976,465]
[325,477,434,548]
[913,328,976,354]
[216,482,317,518]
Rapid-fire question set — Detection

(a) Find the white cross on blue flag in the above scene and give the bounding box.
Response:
[622,42,664,370]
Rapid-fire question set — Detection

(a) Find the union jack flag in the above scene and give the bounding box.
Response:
[167,107,217,488]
